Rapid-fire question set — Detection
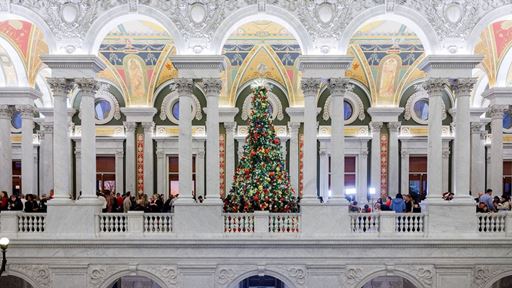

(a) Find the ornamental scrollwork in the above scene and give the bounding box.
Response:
[472,265,512,288]
[138,265,178,288]
[9,264,52,288]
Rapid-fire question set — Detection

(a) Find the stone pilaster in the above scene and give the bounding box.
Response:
[470,122,486,194]
[388,121,401,194]
[400,150,410,196]
[203,78,222,202]
[224,121,236,194]
[0,105,12,194]
[40,122,54,195]
[488,105,509,193]
[142,121,154,194]
[369,121,383,197]
[288,122,300,194]
[115,149,124,195]
[124,121,136,194]
[357,149,369,204]
[176,78,194,203]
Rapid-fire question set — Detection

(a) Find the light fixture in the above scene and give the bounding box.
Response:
[346,187,357,195]
[369,187,376,195]
[0,237,9,277]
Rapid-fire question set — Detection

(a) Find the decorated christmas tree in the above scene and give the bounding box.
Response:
[223,85,298,213]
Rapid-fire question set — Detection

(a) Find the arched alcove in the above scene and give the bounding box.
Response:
[0,275,35,288]
[360,275,417,288]
[106,275,162,288]
[237,275,288,288]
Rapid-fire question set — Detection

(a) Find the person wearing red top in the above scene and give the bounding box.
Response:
[0,191,9,211]
[116,193,123,211]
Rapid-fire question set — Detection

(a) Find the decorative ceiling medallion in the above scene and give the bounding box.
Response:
[317,3,334,24]
[61,2,79,24]
[444,2,463,24]
[190,2,207,24]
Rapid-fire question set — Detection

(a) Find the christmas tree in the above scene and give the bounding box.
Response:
[224,85,298,213]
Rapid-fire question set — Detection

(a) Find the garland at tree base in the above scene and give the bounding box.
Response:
[223,85,299,213]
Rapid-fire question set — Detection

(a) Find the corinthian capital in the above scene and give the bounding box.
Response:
[369,121,383,133]
[175,78,194,96]
[489,105,509,120]
[0,105,12,119]
[388,121,401,132]
[422,78,448,97]
[16,104,35,119]
[328,78,353,96]
[202,78,222,96]
[47,78,74,97]
[300,78,321,97]
[123,121,136,133]
[75,78,99,97]
[451,78,477,97]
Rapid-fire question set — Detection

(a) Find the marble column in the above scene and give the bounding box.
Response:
[115,149,124,194]
[301,78,321,202]
[76,78,99,201]
[357,149,369,204]
[452,79,476,197]
[224,122,236,194]
[48,79,73,201]
[156,149,166,198]
[328,78,350,202]
[288,122,300,194]
[124,122,136,194]
[318,141,329,202]
[40,122,54,195]
[17,105,35,195]
[369,122,383,197]
[0,105,12,194]
[388,122,401,194]
[489,104,509,193]
[471,123,486,194]
[400,150,410,196]
[442,147,450,193]
[423,79,447,199]
[176,78,194,202]
[142,121,154,195]
[203,78,222,201]
[196,149,205,199]
[75,148,81,197]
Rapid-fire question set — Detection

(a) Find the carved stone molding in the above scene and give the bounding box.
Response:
[489,105,509,120]
[75,78,100,98]
[342,265,381,287]
[328,77,352,96]
[369,121,383,134]
[202,78,223,96]
[47,78,74,97]
[123,121,136,133]
[473,265,512,288]
[175,78,195,96]
[422,78,449,96]
[9,264,52,288]
[0,104,12,119]
[138,265,178,288]
[451,78,477,97]
[88,265,128,288]
[397,265,434,288]
[16,104,36,119]
[300,78,322,97]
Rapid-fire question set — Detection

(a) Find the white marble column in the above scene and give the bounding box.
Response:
[196,149,205,199]
[124,122,136,194]
[224,122,236,194]
[301,78,321,202]
[318,140,329,202]
[18,105,35,195]
[328,78,350,202]
[388,122,401,194]
[369,122,383,197]
[452,79,476,197]
[40,123,54,195]
[203,78,222,201]
[489,105,509,193]
[156,149,166,198]
[115,150,124,194]
[288,122,300,194]
[176,78,194,202]
[424,79,447,199]
[47,79,73,200]
[142,122,154,195]
[442,147,450,193]
[400,150,410,195]
[471,123,486,194]
[0,105,12,194]
[76,78,99,201]
[357,150,369,204]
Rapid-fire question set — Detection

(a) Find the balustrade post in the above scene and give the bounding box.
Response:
[379,212,395,237]
[254,211,269,235]
[506,212,512,238]
[0,211,20,236]
[127,211,144,235]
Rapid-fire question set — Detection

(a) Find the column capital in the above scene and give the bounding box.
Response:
[489,104,509,120]
[451,78,477,97]
[300,78,322,97]
[288,122,300,134]
[141,121,154,133]
[123,121,137,133]
[75,78,99,98]
[175,78,194,96]
[328,78,353,97]
[16,104,35,119]
[369,121,383,133]
[47,78,74,97]
[422,78,449,96]
[202,78,222,96]
[224,121,237,133]
[388,121,401,132]
[0,104,12,119]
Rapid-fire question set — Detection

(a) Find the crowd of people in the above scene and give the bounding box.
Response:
[96,190,180,213]
[476,189,511,213]
[0,190,51,212]
[349,193,422,213]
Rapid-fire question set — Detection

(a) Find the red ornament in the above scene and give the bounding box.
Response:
[273,138,280,145]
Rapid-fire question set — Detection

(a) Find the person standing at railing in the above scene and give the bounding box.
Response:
[0,191,7,211]
[479,189,495,212]
[8,194,22,211]
[123,192,132,213]
[391,194,405,213]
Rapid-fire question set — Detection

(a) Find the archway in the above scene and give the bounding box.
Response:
[360,275,417,288]
[488,274,512,288]
[106,275,162,288]
[236,275,288,288]
[0,275,34,288]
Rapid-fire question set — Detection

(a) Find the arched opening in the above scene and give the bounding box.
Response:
[236,275,288,288]
[489,274,512,288]
[106,275,162,288]
[361,275,417,288]
[0,275,34,288]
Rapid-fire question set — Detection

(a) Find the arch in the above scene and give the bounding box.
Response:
[1,8,57,53]
[339,6,439,55]
[467,6,512,53]
[4,270,40,288]
[471,70,490,108]
[99,270,167,288]
[227,270,296,288]
[354,269,426,288]
[211,4,312,55]
[0,36,28,86]
[85,5,184,55]
[483,271,512,288]
[496,43,512,86]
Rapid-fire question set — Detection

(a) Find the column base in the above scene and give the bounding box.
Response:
[173,202,223,236]
[301,202,349,237]
[47,200,102,238]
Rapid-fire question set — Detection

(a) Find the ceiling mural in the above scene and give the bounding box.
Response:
[0,19,49,87]
[222,21,301,106]
[0,45,18,86]
[347,20,426,106]
[97,20,177,107]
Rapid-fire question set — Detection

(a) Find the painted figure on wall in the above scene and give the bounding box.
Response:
[123,54,148,105]
[378,55,401,103]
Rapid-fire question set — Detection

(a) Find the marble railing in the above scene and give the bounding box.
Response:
[97,213,128,233]
[17,213,46,233]
[143,213,173,233]
[223,211,301,234]
[268,213,301,233]
[96,212,174,235]
[477,212,511,234]
[350,213,380,233]
[349,212,426,236]
[223,213,255,233]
